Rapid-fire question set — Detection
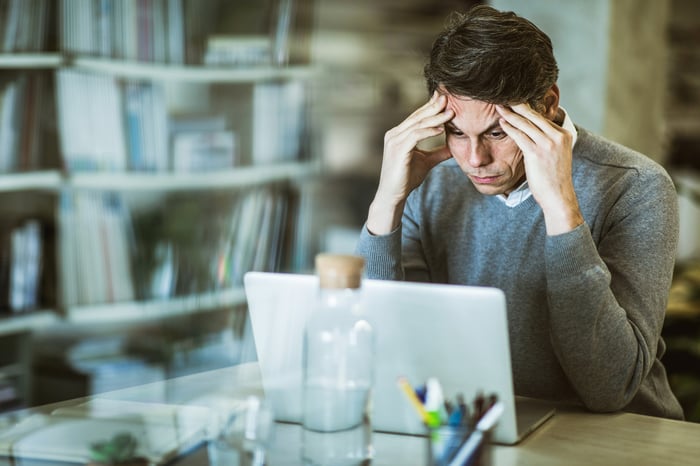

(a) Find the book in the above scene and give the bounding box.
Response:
[0,73,53,172]
[96,0,113,57]
[271,0,294,66]
[252,80,305,165]
[58,191,79,307]
[56,70,127,172]
[171,130,236,172]
[56,0,188,63]
[1,0,20,52]
[59,191,136,306]
[9,220,42,312]
[0,0,51,53]
[166,0,185,63]
[0,77,20,173]
[204,35,272,67]
[124,83,145,171]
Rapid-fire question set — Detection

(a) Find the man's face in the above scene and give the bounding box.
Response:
[442,93,526,196]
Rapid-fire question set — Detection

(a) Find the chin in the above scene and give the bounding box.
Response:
[470,182,508,196]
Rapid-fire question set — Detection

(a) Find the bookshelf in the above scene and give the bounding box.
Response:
[72,57,316,82]
[68,161,318,191]
[0,54,61,68]
[0,171,62,192]
[0,0,318,408]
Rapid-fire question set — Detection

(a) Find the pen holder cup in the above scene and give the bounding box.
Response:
[427,425,493,466]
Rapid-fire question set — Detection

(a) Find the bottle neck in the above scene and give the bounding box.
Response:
[317,286,362,310]
[318,273,361,289]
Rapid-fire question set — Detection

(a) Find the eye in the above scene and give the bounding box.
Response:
[446,126,464,137]
[486,129,507,140]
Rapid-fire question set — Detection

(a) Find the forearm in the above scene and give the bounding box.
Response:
[540,190,585,236]
[366,197,405,236]
[544,224,671,412]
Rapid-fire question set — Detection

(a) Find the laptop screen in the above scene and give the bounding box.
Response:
[243,271,521,444]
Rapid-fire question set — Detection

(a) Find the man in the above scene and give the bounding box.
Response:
[356,5,683,419]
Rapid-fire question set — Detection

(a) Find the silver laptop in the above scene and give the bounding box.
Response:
[243,271,554,445]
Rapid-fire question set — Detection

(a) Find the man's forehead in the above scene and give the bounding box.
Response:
[441,93,501,131]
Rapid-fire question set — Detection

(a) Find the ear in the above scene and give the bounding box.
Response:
[543,84,560,121]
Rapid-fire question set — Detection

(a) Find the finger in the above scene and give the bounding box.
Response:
[392,107,454,143]
[393,93,449,134]
[495,105,543,146]
[389,125,447,157]
[385,101,452,147]
[497,110,554,151]
[399,92,441,127]
[501,103,562,139]
[497,116,537,154]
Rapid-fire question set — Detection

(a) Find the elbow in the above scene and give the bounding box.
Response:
[576,375,642,414]
[580,395,629,414]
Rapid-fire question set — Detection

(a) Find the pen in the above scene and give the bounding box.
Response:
[447,403,462,427]
[448,401,504,466]
[471,391,485,428]
[448,393,468,427]
[425,378,444,428]
[396,376,433,426]
[415,384,427,404]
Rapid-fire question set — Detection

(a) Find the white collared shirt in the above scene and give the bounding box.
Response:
[495,107,578,208]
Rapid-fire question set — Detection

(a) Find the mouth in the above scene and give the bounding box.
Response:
[469,174,501,185]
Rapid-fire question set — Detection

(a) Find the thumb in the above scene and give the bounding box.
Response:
[423,145,452,168]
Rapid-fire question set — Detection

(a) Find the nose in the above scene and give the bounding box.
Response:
[466,139,491,168]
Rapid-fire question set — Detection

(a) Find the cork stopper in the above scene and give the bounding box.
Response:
[315,253,365,289]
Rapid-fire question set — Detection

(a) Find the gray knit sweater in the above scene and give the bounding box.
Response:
[356,127,683,419]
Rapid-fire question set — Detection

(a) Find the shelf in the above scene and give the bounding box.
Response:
[67,161,319,191]
[0,53,62,68]
[0,171,63,193]
[0,363,23,377]
[0,312,59,337]
[65,287,248,324]
[71,57,317,82]
[0,163,319,193]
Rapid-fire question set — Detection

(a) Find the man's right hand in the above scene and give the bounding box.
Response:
[367,91,454,235]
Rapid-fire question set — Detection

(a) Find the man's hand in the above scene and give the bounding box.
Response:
[367,92,454,235]
[496,104,584,236]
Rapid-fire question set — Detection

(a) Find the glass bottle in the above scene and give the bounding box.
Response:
[301,254,375,466]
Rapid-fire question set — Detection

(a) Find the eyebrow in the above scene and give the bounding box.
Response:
[445,120,503,136]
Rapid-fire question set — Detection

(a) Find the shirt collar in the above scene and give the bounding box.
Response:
[494,107,578,207]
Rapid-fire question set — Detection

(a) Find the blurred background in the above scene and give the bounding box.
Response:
[0,0,699,422]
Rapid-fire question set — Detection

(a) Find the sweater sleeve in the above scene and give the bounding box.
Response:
[355,224,404,280]
[544,171,679,413]
[356,193,432,282]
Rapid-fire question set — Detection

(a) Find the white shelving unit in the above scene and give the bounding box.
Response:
[0,312,58,337]
[66,287,247,325]
[0,171,62,193]
[0,53,62,68]
[69,160,319,192]
[0,0,319,406]
[72,57,317,83]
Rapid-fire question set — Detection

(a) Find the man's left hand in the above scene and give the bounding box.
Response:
[496,103,584,235]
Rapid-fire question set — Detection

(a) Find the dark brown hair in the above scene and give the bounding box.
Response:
[424,5,559,109]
